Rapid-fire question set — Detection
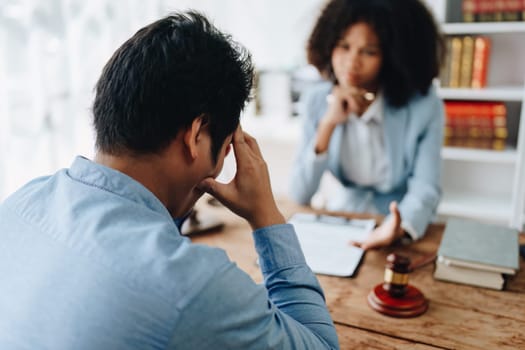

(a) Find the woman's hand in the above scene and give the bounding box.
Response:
[324,86,353,125]
[315,85,375,154]
[350,201,404,250]
[328,85,375,120]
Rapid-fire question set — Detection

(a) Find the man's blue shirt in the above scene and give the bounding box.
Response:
[0,156,338,349]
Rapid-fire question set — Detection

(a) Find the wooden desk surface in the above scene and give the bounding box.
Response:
[191,198,525,350]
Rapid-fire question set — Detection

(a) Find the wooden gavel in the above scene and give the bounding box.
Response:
[367,253,430,318]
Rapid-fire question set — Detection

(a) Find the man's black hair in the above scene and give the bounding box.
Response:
[93,11,254,162]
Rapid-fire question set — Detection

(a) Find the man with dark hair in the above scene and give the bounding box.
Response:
[0,11,338,349]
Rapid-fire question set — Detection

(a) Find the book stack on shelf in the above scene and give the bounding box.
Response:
[440,35,490,88]
[443,100,508,150]
[462,0,525,22]
[434,217,520,290]
[433,0,525,228]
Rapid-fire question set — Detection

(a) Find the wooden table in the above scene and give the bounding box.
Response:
[191,198,525,350]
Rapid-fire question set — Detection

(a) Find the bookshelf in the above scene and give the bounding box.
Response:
[442,22,525,34]
[440,147,517,164]
[432,0,525,229]
[437,86,523,101]
[438,191,512,223]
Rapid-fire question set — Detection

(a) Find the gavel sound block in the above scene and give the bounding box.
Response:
[367,253,429,318]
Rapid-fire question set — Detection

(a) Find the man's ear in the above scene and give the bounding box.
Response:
[183,115,207,160]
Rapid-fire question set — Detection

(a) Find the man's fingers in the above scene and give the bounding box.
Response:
[233,125,245,143]
[197,177,218,195]
[242,132,263,158]
[198,177,231,203]
[231,126,251,161]
[232,127,264,163]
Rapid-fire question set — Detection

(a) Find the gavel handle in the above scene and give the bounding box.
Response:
[409,253,437,272]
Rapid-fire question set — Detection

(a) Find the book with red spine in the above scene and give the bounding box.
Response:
[476,0,498,21]
[471,36,491,88]
[443,101,507,150]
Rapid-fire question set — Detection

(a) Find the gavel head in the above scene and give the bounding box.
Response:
[367,253,429,318]
[383,253,411,298]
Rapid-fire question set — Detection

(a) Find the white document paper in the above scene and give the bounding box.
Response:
[289,213,375,277]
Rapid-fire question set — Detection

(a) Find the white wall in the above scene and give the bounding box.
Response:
[0,0,325,200]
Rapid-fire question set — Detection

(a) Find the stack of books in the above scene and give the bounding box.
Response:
[443,100,508,150]
[440,36,491,89]
[434,218,520,290]
[462,0,525,22]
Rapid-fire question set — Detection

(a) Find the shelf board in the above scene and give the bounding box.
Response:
[437,86,523,101]
[442,22,525,34]
[438,191,511,223]
[441,147,517,164]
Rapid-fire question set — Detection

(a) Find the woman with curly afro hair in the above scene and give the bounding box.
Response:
[290,0,445,249]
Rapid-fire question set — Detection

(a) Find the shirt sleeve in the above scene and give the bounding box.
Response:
[398,92,444,239]
[289,85,332,205]
[168,224,339,350]
[401,220,418,242]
